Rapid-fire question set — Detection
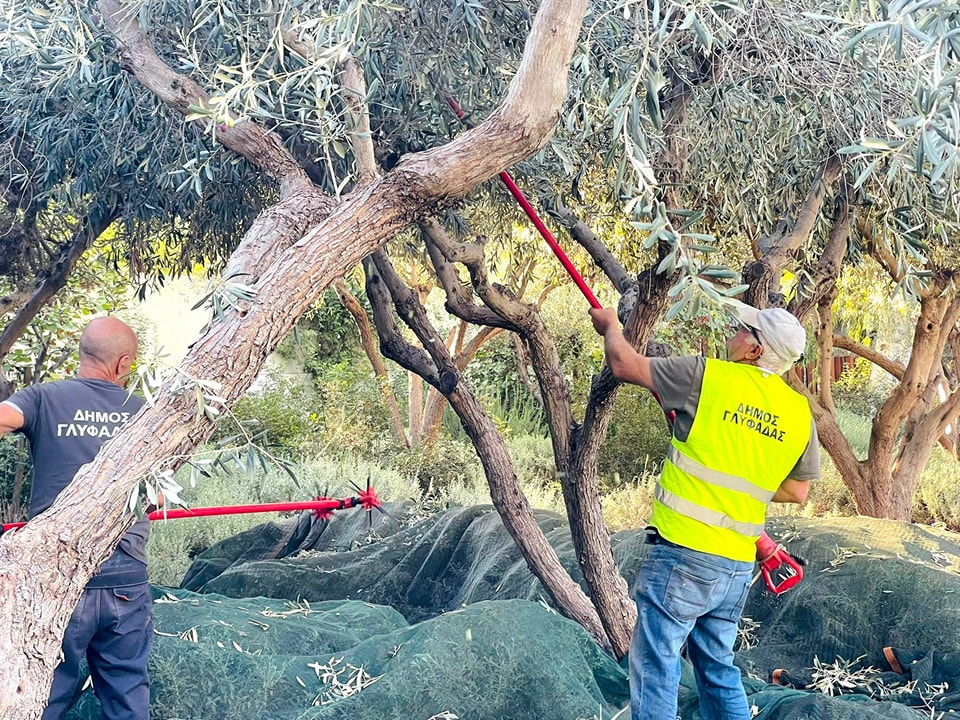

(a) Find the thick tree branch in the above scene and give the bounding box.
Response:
[421,219,515,329]
[917,298,960,434]
[337,57,378,186]
[785,190,850,413]
[363,255,439,383]
[744,156,842,307]
[0,204,120,374]
[832,335,905,379]
[369,249,459,391]
[98,0,336,281]
[100,0,316,198]
[814,295,836,414]
[870,294,955,477]
[788,193,851,322]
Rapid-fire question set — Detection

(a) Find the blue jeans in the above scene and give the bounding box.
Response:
[630,540,753,720]
[43,583,153,720]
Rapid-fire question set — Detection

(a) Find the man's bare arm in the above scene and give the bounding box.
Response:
[589,307,655,390]
[0,403,24,437]
[772,478,809,504]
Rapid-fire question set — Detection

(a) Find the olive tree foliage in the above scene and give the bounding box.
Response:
[0,0,753,665]
[0,0,593,715]
[0,0,274,401]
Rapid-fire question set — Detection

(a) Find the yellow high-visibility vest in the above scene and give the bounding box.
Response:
[651,359,812,561]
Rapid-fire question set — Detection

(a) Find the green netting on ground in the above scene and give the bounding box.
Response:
[65,590,628,720]
[177,506,960,718]
[183,503,583,623]
[733,516,960,715]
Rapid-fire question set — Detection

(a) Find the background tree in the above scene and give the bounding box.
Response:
[547,0,960,522]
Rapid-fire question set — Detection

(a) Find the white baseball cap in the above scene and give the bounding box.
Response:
[730,301,806,366]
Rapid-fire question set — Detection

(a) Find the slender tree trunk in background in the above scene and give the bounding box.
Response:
[408,372,423,446]
[10,435,27,521]
[334,280,409,448]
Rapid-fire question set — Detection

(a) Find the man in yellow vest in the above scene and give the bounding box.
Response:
[590,302,820,720]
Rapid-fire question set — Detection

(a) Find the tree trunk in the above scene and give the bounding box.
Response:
[408,371,424,447]
[557,67,696,655]
[10,435,27,521]
[446,384,612,649]
[363,248,613,649]
[0,0,588,711]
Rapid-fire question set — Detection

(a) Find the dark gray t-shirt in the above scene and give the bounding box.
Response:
[3,378,150,566]
[650,355,820,481]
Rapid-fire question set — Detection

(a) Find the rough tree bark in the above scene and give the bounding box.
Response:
[0,0,588,714]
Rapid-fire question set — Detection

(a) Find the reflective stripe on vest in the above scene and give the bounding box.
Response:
[654,484,766,536]
[665,446,776,504]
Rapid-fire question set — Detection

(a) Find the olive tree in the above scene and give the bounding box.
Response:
[0,0,589,714]
[577,0,960,521]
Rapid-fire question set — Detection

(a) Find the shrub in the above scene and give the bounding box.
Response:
[598,385,670,489]
[831,367,896,418]
[311,359,400,458]
[601,469,657,532]
[505,434,556,488]
[215,369,319,458]
[389,437,483,496]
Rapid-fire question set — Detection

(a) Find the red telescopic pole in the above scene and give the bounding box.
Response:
[444,95,601,310]
[1,488,382,535]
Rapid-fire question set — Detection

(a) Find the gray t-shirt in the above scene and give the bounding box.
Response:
[3,378,150,568]
[650,355,820,481]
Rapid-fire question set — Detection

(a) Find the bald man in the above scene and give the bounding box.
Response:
[0,317,151,720]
